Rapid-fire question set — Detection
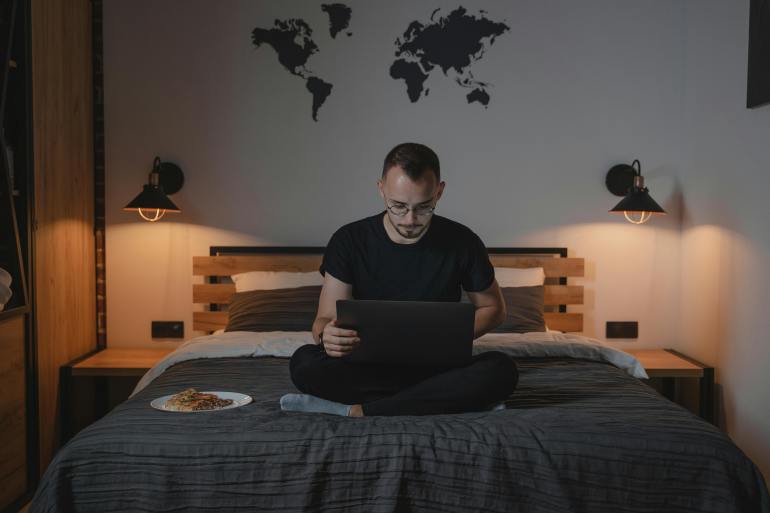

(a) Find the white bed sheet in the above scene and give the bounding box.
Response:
[131,331,647,396]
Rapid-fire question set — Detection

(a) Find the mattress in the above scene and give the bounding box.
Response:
[30,332,770,512]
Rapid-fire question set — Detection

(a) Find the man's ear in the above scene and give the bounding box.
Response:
[435,181,446,201]
[377,179,385,199]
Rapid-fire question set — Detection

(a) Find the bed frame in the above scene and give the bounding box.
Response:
[192,246,585,333]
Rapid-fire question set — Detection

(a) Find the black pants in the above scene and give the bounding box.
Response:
[289,344,518,416]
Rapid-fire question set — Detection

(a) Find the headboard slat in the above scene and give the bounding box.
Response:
[196,311,586,333]
[193,283,583,307]
[193,254,585,278]
[544,285,583,305]
[488,256,584,277]
[193,254,322,276]
[193,311,228,332]
[543,313,583,333]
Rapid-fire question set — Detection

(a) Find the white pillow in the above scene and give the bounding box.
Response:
[494,267,545,287]
[231,271,324,292]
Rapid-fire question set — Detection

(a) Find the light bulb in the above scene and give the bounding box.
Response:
[623,211,652,225]
[138,208,166,222]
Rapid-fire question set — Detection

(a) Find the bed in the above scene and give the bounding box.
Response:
[30,247,770,513]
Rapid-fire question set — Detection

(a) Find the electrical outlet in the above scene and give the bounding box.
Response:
[152,321,184,339]
[606,321,638,339]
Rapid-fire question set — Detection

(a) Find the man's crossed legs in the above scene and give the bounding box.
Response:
[284,344,518,416]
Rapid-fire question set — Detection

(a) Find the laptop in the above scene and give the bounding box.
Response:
[336,299,475,366]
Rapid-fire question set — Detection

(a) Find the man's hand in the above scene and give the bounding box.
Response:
[312,272,357,357]
[322,319,360,357]
[466,279,506,339]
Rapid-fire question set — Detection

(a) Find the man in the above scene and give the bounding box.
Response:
[281,142,518,417]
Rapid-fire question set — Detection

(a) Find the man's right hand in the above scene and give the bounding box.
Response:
[322,319,360,358]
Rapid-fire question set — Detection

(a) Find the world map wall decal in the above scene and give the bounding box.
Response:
[390,7,510,107]
[250,15,335,122]
[251,5,509,121]
[321,3,353,39]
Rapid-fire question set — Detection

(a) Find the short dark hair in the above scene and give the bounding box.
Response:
[382,142,440,181]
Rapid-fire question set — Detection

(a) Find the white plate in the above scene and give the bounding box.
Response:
[151,391,253,412]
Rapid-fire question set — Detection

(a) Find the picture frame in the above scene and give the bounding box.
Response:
[747,0,770,108]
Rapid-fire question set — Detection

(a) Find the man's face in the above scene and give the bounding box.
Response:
[378,166,445,240]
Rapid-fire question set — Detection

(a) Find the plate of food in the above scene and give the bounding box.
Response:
[151,388,252,412]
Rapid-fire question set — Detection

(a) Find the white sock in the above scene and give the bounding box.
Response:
[489,402,506,411]
[280,393,352,416]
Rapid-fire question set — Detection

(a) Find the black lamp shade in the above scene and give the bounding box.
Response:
[124,156,184,221]
[606,160,666,224]
[123,184,180,212]
[609,189,665,215]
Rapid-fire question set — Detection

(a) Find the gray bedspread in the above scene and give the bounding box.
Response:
[31,356,770,513]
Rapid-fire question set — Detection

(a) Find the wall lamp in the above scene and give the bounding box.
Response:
[123,157,184,222]
[606,159,666,224]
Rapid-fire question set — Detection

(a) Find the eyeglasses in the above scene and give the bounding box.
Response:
[385,197,436,217]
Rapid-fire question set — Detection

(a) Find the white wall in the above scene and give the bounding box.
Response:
[104,0,685,353]
[678,0,770,486]
[103,0,770,485]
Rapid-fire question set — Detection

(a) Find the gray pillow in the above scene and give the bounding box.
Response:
[224,285,321,332]
[462,285,545,333]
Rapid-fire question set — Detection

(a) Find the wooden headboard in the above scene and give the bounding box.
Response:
[192,247,584,333]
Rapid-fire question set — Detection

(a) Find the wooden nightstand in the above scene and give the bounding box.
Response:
[626,348,715,424]
[60,348,173,443]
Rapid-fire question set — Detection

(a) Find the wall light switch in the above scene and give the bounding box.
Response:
[606,321,638,339]
[152,321,184,339]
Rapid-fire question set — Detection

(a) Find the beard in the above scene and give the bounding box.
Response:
[388,215,429,239]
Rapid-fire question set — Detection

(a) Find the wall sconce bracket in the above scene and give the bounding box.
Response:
[605,164,636,197]
[156,161,184,195]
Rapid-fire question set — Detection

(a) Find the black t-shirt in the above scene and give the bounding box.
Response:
[319,211,494,301]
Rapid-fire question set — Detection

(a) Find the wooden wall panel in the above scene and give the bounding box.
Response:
[32,0,96,472]
[0,315,26,509]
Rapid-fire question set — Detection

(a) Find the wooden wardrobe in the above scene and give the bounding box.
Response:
[1,0,96,510]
